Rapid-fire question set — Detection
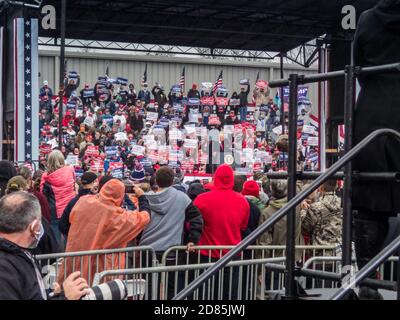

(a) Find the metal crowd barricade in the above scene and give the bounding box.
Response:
[93,257,286,300]
[35,246,157,288]
[159,245,336,298]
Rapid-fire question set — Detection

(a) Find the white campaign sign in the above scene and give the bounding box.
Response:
[66,155,79,166]
[272,126,283,135]
[224,125,234,134]
[131,145,146,155]
[146,112,158,121]
[169,129,183,140]
[83,116,94,127]
[184,139,198,149]
[308,136,319,146]
[303,124,316,135]
[115,132,128,141]
[184,124,196,134]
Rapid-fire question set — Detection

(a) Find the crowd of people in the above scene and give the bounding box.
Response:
[0,68,336,300]
[0,152,342,299]
[37,72,319,181]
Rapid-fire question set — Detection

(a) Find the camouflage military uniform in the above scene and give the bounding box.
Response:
[301,192,342,246]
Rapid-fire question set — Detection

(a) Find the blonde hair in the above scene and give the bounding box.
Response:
[47,150,66,173]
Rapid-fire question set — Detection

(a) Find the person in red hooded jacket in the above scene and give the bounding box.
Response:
[193,164,249,299]
[40,150,76,245]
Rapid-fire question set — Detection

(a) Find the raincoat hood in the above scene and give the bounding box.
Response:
[213,165,234,190]
[99,179,125,206]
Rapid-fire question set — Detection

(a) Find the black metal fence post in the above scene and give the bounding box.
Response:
[342,65,355,273]
[58,0,66,150]
[284,73,299,299]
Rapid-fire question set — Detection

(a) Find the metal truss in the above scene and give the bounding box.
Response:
[277,39,322,68]
[39,37,277,61]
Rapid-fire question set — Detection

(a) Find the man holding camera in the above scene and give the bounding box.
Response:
[60,179,150,284]
[0,192,89,300]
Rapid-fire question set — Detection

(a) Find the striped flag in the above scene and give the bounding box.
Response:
[141,63,147,85]
[212,70,223,94]
[179,67,185,92]
[14,18,39,162]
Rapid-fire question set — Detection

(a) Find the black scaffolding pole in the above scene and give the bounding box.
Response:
[58,0,66,150]
[342,65,355,271]
[283,73,299,299]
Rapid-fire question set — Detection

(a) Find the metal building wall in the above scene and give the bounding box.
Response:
[39,49,319,109]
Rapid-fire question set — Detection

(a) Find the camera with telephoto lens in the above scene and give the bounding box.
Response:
[81,279,127,300]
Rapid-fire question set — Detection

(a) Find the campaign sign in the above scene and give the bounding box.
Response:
[188,98,200,106]
[146,140,158,150]
[66,155,79,166]
[115,132,128,141]
[169,129,184,140]
[224,125,234,134]
[116,77,128,86]
[91,160,104,172]
[229,98,240,106]
[216,97,229,106]
[140,157,153,168]
[303,124,316,135]
[83,116,94,127]
[131,144,145,156]
[188,111,200,123]
[85,146,99,157]
[105,146,118,158]
[75,168,84,178]
[308,136,319,146]
[208,115,221,126]
[146,112,158,122]
[184,124,196,134]
[111,168,123,179]
[184,139,198,149]
[102,115,113,126]
[172,103,184,112]
[83,89,95,98]
[201,96,214,106]
[40,144,52,155]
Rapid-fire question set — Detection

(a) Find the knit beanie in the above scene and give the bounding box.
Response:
[241,180,260,198]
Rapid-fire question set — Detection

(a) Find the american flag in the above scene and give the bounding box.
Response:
[14,18,39,162]
[141,63,147,85]
[212,70,223,94]
[179,66,185,92]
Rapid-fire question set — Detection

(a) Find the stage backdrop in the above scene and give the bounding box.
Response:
[13,18,39,162]
[0,26,3,160]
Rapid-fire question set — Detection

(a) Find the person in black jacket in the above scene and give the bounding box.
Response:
[187,83,200,99]
[238,84,250,122]
[0,192,89,300]
[59,171,99,238]
[151,83,168,113]
[352,0,400,300]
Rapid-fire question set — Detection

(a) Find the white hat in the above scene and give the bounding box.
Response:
[43,80,49,86]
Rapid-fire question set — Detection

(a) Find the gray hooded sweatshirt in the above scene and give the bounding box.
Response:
[139,187,191,251]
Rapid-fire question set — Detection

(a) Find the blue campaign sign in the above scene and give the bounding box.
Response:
[188,98,200,105]
[279,153,289,161]
[105,146,118,157]
[102,115,113,125]
[140,157,153,167]
[111,168,123,179]
[83,89,95,98]
[75,168,84,177]
[283,86,309,98]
